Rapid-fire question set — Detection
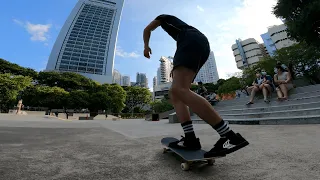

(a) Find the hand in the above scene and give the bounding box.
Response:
[144,46,152,59]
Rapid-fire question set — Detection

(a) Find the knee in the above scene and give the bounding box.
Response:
[170,86,189,99]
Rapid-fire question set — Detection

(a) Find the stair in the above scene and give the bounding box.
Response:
[172,84,320,125]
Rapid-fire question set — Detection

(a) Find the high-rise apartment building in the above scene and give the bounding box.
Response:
[122,75,130,86]
[194,51,219,84]
[159,56,173,84]
[136,72,148,88]
[112,69,121,85]
[268,24,296,49]
[46,0,124,84]
[153,76,157,87]
[232,38,265,69]
[260,32,277,56]
[260,24,296,56]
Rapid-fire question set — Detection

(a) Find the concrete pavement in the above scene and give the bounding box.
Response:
[0,115,319,180]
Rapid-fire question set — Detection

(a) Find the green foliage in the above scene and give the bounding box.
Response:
[22,86,69,109]
[67,90,90,109]
[273,0,320,47]
[0,74,32,112]
[274,42,320,83]
[0,59,38,78]
[123,86,152,112]
[217,77,241,95]
[150,98,174,113]
[37,71,98,91]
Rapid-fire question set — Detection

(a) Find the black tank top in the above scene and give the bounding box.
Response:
[154,14,197,41]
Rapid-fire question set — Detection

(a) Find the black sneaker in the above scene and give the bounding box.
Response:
[204,133,249,158]
[168,136,202,150]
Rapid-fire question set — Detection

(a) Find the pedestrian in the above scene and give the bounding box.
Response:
[143,14,249,157]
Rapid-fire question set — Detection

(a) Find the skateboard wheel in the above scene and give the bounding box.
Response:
[163,148,168,154]
[207,159,215,165]
[181,163,190,171]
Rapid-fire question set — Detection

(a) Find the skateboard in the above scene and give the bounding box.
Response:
[161,137,225,171]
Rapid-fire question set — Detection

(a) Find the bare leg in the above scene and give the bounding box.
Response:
[249,87,259,103]
[276,87,283,99]
[262,84,271,101]
[279,84,288,99]
[170,67,222,127]
[169,91,191,124]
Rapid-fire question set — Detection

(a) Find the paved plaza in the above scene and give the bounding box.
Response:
[0,114,319,180]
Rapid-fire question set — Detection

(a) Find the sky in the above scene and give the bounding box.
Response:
[0,0,283,91]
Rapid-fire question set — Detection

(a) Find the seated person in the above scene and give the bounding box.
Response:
[259,69,274,103]
[274,65,293,100]
[197,81,208,97]
[246,69,263,105]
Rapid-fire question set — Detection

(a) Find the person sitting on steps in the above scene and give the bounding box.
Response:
[259,69,274,103]
[274,65,293,101]
[246,69,263,105]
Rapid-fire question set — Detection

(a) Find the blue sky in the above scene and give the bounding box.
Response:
[0,0,282,90]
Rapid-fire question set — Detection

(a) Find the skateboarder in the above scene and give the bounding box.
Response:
[143,14,249,157]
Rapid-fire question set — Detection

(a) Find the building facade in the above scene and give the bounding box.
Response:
[193,51,219,84]
[159,56,173,84]
[122,75,130,86]
[267,24,296,50]
[112,69,121,85]
[46,0,124,84]
[260,32,277,56]
[232,38,264,69]
[136,72,148,88]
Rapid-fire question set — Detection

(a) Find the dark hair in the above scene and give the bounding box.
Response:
[198,81,203,85]
[276,65,285,72]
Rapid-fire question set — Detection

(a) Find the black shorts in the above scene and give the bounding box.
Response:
[173,28,210,76]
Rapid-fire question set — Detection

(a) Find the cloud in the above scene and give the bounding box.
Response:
[197,5,204,12]
[13,19,52,42]
[116,46,140,58]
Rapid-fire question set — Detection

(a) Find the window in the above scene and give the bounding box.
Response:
[59,65,68,70]
[69,66,77,70]
[79,62,87,67]
[61,60,69,64]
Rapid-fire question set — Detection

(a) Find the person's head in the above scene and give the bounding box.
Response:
[261,69,267,76]
[198,81,203,86]
[255,68,261,78]
[275,65,285,74]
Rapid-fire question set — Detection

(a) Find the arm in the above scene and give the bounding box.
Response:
[143,20,161,58]
[285,72,292,83]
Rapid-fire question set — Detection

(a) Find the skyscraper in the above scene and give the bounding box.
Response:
[136,72,148,88]
[112,69,121,85]
[231,38,265,69]
[122,75,130,86]
[46,0,125,84]
[194,51,219,84]
[159,56,173,84]
[260,32,277,56]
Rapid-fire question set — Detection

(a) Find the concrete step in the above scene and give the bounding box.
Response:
[215,94,320,110]
[219,107,320,119]
[217,101,320,114]
[216,90,320,106]
[191,115,320,125]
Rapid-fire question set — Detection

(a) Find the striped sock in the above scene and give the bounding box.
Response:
[213,119,235,137]
[181,121,196,139]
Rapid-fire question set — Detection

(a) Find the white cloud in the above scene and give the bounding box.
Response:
[197,5,204,12]
[13,19,52,42]
[116,46,140,58]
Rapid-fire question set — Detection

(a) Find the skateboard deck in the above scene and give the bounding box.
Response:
[161,137,225,171]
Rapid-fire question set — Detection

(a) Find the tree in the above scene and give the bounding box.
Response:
[37,71,98,91]
[0,74,32,112]
[67,90,90,109]
[273,42,320,83]
[123,86,152,113]
[273,0,320,47]
[22,86,69,109]
[217,77,241,95]
[150,98,173,113]
[0,59,38,78]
